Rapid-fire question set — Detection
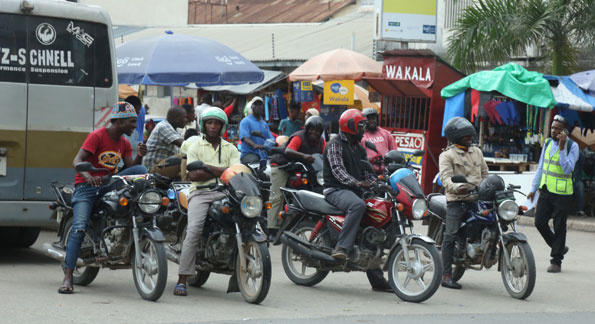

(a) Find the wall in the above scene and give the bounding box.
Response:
[80,0,188,26]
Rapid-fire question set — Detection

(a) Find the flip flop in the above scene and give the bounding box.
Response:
[173,283,187,296]
[58,286,73,294]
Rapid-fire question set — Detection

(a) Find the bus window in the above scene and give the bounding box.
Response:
[0,13,27,83]
[93,24,112,88]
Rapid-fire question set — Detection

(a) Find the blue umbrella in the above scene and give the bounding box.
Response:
[116,32,264,86]
[569,69,595,95]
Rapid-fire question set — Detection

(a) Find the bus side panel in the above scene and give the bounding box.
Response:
[0,83,27,200]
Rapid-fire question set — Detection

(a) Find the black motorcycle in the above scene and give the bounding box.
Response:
[164,161,272,304]
[426,174,536,299]
[43,162,168,301]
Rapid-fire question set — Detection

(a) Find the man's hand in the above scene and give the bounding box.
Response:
[456,185,468,195]
[255,144,265,150]
[83,173,102,187]
[527,191,535,202]
[357,181,372,190]
[137,143,147,157]
[304,154,315,163]
[558,131,568,148]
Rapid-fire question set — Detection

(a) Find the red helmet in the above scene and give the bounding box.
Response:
[339,109,366,135]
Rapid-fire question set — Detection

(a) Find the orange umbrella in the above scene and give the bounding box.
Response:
[118,84,138,99]
[288,49,382,82]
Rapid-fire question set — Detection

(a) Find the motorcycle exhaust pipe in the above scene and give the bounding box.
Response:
[165,246,180,264]
[41,242,85,267]
[280,233,335,263]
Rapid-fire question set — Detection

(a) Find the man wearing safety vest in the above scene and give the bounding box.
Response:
[528,115,578,273]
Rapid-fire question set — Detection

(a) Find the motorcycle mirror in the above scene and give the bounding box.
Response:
[364,141,378,153]
[186,160,206,172]
[251,130,265,138]
[413,150,425,157]
[163,156,182,167]
[360,159,375,174]
[74,162,104,172]
[451,174,468,183]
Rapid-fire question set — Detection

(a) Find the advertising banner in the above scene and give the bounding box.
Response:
[374,0,437,42]
[292,81,314,102]
[392,131,425,168]
[323,80,354,105]
[382,56,436,89]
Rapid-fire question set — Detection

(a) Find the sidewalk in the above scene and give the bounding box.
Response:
[518,213,595,233]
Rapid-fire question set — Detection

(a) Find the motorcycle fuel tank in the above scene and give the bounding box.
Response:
[363,198,393,228]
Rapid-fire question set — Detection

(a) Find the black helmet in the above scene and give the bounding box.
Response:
[384,150,405,165]
[362,108,378,118]
[478,174,505,201]
[444,117,476,143]
[305,116,324,133]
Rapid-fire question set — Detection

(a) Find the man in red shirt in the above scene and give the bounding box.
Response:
[360,108,397,174]
[58,102,148,294]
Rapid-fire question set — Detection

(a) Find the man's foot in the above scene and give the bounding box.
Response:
[547,264,561,273]
[331,247,347,260]
[173,283,187,296]
[564,246,569,255]
[441,274,462,289]
[58,268,74,294]
[577,211,586,217]
[371,283,393,293]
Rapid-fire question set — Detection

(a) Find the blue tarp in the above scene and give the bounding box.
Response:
[544,75,595,112]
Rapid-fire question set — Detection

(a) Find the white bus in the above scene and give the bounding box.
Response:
[0,0,117,247]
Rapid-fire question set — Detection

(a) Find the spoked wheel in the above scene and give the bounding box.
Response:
[61,217,99,286]
[132,236,168,301]
[236,240,271,304]
[500,241,536,299]
[281,220,329,286]
[387,239,442,303]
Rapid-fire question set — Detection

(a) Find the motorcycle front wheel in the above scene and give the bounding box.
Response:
[236,240,271,304]
[61,217,100,286]
[387,239,442,303]
[132,236,168,301]
[281,220,330,286]
[500,241,536,299]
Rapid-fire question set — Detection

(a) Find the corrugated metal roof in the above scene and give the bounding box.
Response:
[114,10,375,63]
[188,0,355,24]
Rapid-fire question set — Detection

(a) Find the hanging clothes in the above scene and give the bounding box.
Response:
[483,100,503,125]
[275,89,288,120]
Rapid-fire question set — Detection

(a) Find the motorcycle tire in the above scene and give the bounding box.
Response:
[427,217,443,249]
[500,241,536,300]
[387,239,442,303]
[61,217,100,286]
[236,240,271,304]
[132,236,168,301]
[187,271,210,288]
[281,220,330,287]
[452,265,466,282]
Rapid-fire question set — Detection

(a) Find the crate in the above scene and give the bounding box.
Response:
[509,154,528,162]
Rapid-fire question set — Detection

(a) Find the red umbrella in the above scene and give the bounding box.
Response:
[288,48,382,82]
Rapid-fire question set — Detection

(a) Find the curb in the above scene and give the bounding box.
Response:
[518,215,595,233]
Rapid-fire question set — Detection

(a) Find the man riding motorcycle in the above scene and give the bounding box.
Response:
[174,107,240,296]
[439,117,488,289]
[361,108,397,174]
[267,116,326,238]
[323,109,393,292]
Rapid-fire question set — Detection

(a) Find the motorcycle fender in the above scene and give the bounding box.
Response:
[143,227,166,242]
[384,235,436,271]
[501,232,528,245]
[248,230,268,244]
[57,211,74,238]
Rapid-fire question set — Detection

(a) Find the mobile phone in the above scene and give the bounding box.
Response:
[563,129,569,136]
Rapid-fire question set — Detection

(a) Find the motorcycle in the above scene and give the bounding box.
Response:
[276,152,442,303]
[43,162,168,301]
[277,153,324,194]
[426,174,536,299]
[164,161,272,304]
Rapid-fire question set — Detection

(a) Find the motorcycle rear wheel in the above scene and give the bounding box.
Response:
[452,265,466,282]
[132,236,168,301]
[387,239,442,303]
[281,220,329,286]
[236,240,271,304]
[500,241,536,299]
[187,271,210,287]
[61,217,100,286]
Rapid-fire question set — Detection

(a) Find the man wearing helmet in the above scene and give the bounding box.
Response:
[361,108,397,173]
[323,109,393,292]
[528,115,577,273]
[59,102,148,294]
[174,107,241,296]
[439,117,488,289]
[267,116,326,237]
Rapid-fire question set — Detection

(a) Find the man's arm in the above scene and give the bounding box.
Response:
[73,149,102,186]
[559,141,579,175]
[439,151,460,194]
[530,142,547,194]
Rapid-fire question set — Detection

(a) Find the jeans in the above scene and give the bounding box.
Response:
[535,186,571,265]
[442,201,468,275]
[64,165,148,270]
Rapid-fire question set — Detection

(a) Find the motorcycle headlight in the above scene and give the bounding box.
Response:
[411,199,427,220]
[498,200,519,221]
[138,190,162,214]
[316,171,324,186]
[240,195,262,218]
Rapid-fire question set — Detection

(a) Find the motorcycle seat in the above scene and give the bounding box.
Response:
[294,190,345,215]
[427,193,447,218]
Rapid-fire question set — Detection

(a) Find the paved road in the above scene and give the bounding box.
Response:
[1,225,594,324]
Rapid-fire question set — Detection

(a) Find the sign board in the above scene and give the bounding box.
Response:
[392,132,425,168]
[292,81,314,102]
[374,0,437,42]
[323,80,354,105]
[382,56,435,88]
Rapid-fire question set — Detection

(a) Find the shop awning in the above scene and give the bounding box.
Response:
[364,77,430,98]
[545,75,595,112]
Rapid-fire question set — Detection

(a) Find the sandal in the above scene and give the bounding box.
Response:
[173,283,187,296]
[58,285,73,294]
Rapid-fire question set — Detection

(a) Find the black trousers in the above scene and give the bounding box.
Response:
[534,186,571,266]
[441,201,469,275]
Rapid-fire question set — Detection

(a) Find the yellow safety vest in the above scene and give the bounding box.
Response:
[539,140,573,195]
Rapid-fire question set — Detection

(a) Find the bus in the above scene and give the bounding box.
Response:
[0,0,117,247]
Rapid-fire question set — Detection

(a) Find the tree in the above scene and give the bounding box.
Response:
[447,0,595,75]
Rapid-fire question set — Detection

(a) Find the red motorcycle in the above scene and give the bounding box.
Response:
[275,157,442,303]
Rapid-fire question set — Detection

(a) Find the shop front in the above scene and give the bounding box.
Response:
[364,49,465,193]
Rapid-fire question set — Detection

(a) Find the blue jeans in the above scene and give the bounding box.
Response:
[64,165,147,269]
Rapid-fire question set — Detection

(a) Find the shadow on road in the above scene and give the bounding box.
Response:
[0,246,59,265]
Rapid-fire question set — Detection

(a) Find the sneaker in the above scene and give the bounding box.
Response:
[547,264,561,273]
[331,247,347,260]
[441,274,462,289]
[564,246,569,255]
[577,211,586,217]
